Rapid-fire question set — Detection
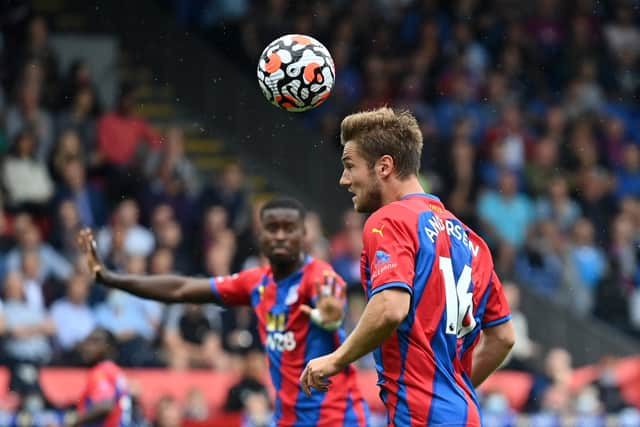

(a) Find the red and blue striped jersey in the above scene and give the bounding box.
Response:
[78,361,131,427]
[360,193,511,426]
[211,257,369,427]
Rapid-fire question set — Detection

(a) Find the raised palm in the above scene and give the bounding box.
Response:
[301,272,344,326]
[76,228,103,277]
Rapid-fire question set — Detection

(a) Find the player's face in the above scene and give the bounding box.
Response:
[340,141,382,213]
[260,208,305,265]
[80,330,110,365]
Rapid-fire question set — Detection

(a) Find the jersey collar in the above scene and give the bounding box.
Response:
[267,255,313,287]
[400,192,441,202]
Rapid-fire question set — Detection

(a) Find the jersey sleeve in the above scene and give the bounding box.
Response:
[362,208,417,298]
[86,369,116,403]
[482,272,511,328]
[210,269,261,306]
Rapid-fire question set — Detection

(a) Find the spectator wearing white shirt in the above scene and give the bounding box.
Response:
[2,130,54,215]
[6,222,72,283]
[2,272,55,364]
[50,273,95,364]
[97,198,154,258]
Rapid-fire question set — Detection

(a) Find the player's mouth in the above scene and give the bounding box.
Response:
[271,246,290,255]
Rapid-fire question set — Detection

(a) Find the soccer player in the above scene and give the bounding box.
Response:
[68,328,132,427]
[77,197,369,427]
[300,108,515,426]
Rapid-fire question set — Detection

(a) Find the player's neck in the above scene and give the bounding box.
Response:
[382,176,425,205]
[271,253,306,282]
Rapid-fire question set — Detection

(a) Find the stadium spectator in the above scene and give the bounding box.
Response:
[477,168,533,273]
[5,80,54,162]
[49,199,84,262]
[153,395,183,427]
[502,283,538,372]
[96,198,154,259]
[5,221,72,283]
[564,218,607,316]
[54,158,107,228]
[96,83,163,200]
[56,84,100,160]
[49,272,95,365]
[145,125,201,198]
[49,129,85,181]
[526,348,574,413]
[162,301,226,370]
[183,387,209,421]
[224,350,269,412]
[200,162,251,234]
[2,272,55,364]
[615,143,640,201]
[2,129,54,215]
[154,218,194,275]
[303,211,331,262]
[96,83,162,168]
[535,174,582,233]
[94,255,162,367]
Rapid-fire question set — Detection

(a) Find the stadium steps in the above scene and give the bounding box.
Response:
[36,0,281,202]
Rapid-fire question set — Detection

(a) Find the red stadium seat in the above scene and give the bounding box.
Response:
[478,371,533,411]
[1,361,638,417]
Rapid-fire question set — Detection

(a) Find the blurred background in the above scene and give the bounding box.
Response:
[0,0,639,426]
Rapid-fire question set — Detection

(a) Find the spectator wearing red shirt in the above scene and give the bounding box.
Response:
[96,83,163,199]
[97,83,162,166]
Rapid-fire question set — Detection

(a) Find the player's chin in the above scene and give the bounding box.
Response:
[269,252,296,264]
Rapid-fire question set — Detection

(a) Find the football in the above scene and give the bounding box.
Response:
[257,34,335,112]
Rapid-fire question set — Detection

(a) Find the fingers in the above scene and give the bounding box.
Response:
[311,372,331,392]
[90,235,99,258]
[77,228,93,251]
[299,363,331,397]
[300,365,311,397]
[315,280,322,300]
[328,273,336,296]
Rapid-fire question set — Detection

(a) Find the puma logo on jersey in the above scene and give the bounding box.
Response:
[372,225,384,237]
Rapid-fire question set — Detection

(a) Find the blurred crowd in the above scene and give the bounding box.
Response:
[201,0,640,337]
[0,0,639,425]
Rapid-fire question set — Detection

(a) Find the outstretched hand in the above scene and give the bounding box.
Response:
[300,271,344,329]
[76,228,103,279]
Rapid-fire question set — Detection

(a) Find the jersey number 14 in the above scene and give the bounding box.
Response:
[439,256,476,337]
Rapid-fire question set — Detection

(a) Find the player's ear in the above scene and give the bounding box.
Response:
[377,155,394,178]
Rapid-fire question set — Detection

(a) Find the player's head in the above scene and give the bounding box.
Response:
[259,197,306,266]
[339,107,423,213]
[80,327,117,366]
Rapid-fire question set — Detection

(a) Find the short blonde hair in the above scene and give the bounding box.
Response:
[340,107,423,178]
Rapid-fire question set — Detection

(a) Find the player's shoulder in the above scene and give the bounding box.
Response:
[91,360,120,379]
[463,222,493,257]
[365,201,419,229]
[237,265,271,281]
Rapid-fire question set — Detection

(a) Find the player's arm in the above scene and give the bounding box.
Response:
[470,320,515,387]
[301,288,410,395]
[471,270,515,387]
[335,288,409,364]
[66,399,115,427]
[77,228,219,304]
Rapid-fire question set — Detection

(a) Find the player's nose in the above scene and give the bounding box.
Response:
[339,170,350,187]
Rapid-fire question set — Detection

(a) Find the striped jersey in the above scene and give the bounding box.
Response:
[360,193,511,426]
[211,257,370,427]
[78,361,131,427]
